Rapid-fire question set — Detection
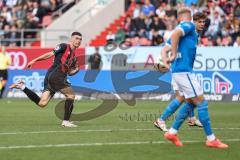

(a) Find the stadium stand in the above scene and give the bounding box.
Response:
[90,0,240,47]
[0,0,239,47]
[0,0,80,47]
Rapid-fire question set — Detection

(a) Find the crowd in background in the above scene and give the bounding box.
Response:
[111,0,240,47]
[0,0,240,47]
[0,0,77,47]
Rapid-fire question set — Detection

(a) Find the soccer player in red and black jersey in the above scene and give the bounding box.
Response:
[9,32,82,127]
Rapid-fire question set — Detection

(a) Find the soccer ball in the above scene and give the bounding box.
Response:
[156,55,165,67]
[156,51,172,67]
[154,55,167,72]
[154,52,171,72]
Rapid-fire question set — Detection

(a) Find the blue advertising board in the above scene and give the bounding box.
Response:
[5,70,240,98]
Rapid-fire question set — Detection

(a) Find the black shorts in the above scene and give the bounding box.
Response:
[43,68,71,96]
[0,70,8,81]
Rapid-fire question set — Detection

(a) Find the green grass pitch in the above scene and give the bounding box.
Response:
[0,99,239,160]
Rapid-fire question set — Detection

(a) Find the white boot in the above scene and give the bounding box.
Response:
[154,119,168,132]
[61,120,77,127]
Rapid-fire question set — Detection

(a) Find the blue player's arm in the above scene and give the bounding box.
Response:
[169,29,183,62]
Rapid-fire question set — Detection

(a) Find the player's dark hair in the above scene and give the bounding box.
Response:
[71,32,82,37]
[193,12,207,21]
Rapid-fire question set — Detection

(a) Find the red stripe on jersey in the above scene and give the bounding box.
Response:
[61,44,70,64]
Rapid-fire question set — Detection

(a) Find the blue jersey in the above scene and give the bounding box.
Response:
[166,21,198,73]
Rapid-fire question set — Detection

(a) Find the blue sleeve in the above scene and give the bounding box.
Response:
[150,5,155,12]
[166,38,171,45]
[177,22,195,36]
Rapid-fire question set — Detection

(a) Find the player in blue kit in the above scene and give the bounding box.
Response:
[161,8,228,148]
[154,39,202,132]
[154,12,206,132]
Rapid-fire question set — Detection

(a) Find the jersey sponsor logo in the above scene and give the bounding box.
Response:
[8,51,27,70]
[197,72,233,94]
[54,45,60,51]
[176,52,182,59]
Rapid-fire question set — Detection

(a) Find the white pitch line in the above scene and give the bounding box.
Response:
[0,139,239,150]
[0,128,239,136]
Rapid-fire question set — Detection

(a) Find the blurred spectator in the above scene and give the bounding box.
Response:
[0,46,11,99]
[138,28,148,38]
[141,0,155,17]
[9,24,20,46]
[201,37,208,46]
[130,12,146,36]
[123,16,132,32]
[190,3,198,15]
[1,6,12,24]
[88,47,102,70]
[0,15,7,29]
[151,0,162,8]
[207,37,214,46]
[131,35,141,46]
[115,25,126,44]
[155,2,166,19]
[150,16,166,31]
[15,5,27,28]
[208,1,224,16]
[139,36,151,46]
[24,12,38,29]
[106,31,115,43]
[143,16,152,34]
[234,0,240,19]
[206,11,221,38]
[151,29,163,46]
[219,0,233,15]
[165,3,177,19]
[214,36,223,46]
[222,35,233,46]
[6,0,18,7]
[233,36,240,47]
[49,0,62,12]
[26,1,34,13]
[135,12,146,31]
[163,23,174,42]
[132,2,141,19]
[231,18,240,42]
[2,24,11,46]
[32,1,48,23]
[41,0,51,8]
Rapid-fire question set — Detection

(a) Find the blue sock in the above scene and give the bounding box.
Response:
[160,98,181,121]
[172,102,193,130]
[188,103,195,118]
[197,100,213,136]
